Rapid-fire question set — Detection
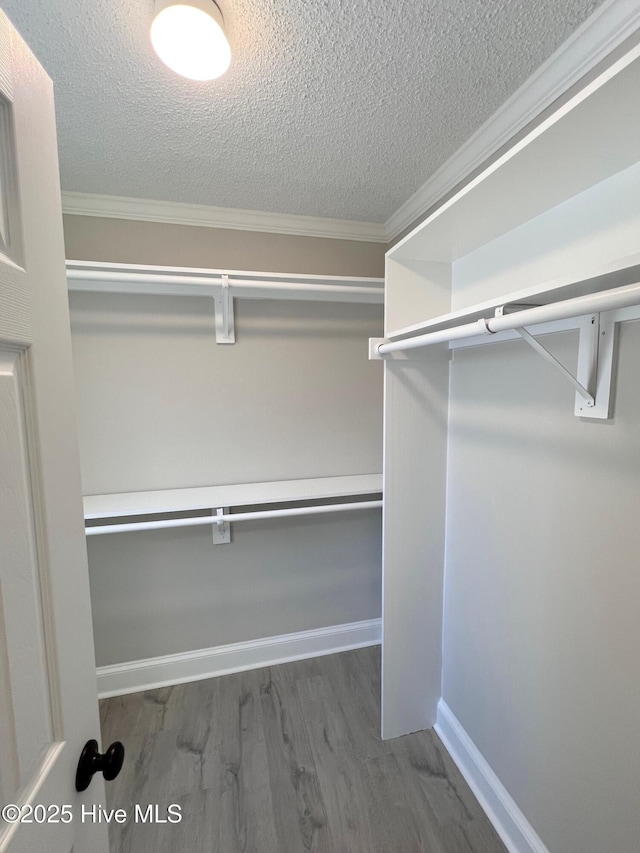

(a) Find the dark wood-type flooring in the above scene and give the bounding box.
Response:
[100,647,507,853]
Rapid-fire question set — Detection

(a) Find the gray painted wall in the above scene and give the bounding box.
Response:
[87,510,382,667]
[66,218,384,667]
[443,325,640,853]
[70,293,383,494]
[63,214,386,277]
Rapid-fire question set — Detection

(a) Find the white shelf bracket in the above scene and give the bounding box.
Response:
[494,302,542,317]
[516,325,595,407]
[574,312,615,420]
[212,507,231,545]
[214,275,235,344]
[516,314,614,419]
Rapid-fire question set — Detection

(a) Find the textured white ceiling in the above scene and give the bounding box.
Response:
[4,0,602,223]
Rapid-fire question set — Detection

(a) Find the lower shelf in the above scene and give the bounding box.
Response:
[84,473,383,538]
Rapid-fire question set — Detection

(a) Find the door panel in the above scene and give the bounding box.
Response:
[0,10,109,853]
[0,350,54,792]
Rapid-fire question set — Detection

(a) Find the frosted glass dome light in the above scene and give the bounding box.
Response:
[151,0,231,81]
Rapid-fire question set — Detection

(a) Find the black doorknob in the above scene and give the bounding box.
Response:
[75,739,125,792]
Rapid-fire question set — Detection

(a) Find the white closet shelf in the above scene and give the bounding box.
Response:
[84,474,383,521]
[68,261,384,344]
[67,260,384,304]
[388,45,640,272]
[386,254,640,342]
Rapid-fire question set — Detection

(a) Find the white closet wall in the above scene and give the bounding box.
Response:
[444,323,640,853]
[380,33,640,853]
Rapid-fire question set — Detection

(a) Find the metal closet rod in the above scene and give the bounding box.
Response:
[85,499,383,536]
[67,270,383,302]
[377,280,640,355]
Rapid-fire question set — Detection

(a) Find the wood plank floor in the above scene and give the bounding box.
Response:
[100,647,507,853]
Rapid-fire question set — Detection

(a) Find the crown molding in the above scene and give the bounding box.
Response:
[61,191,388,244]
[385,0,640,241]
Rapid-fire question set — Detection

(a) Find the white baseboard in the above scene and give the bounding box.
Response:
[97,618,381,698]
[435,701,550,853]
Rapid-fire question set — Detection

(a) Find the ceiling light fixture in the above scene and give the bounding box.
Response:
[151,0,231,81]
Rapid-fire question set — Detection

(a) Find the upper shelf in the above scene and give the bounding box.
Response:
[84,474,383,520]
[388,43,640,267]
[387,254,640,341]
[67,261,384,305]
[384,40,640,339]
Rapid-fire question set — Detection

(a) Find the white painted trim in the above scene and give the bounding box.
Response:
[435,700,550,853]
[385,0,640,240]
[61,191,387,244]
[96,618,382,698]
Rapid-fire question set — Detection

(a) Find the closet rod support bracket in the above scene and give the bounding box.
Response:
[214,275,236,344]
[369,338,385,360]
[574,312,615,420]
[516,313,615,419]
[515,325,594,407]
[212,507,231,544]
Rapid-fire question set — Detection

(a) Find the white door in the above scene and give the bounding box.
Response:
[0,10,110,853]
